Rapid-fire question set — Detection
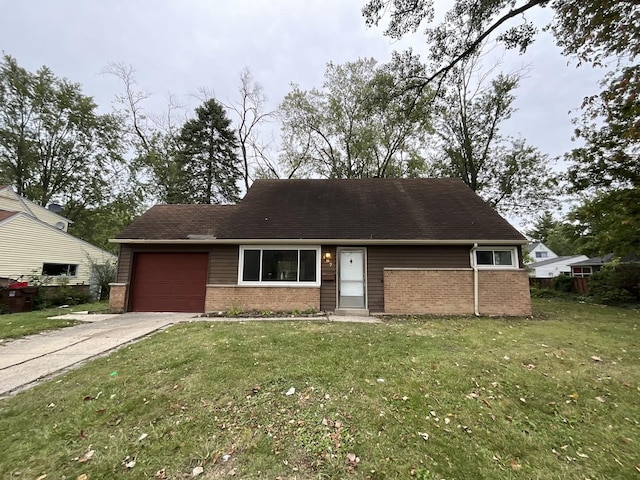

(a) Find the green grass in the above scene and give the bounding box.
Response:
[0,301,108,341]
[1,297,639,479]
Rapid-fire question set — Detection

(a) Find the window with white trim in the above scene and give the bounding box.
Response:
[572,266,592,277]
[535,251,548,258]
[474,248,518,269]
[239,246,320,286]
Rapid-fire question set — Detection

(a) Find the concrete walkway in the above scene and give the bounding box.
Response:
[0,311,380,398]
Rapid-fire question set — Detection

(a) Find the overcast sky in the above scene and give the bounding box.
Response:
[1,0,605,166]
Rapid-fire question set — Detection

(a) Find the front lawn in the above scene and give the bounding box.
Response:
[0,301,108,341]
[1,298,638,479]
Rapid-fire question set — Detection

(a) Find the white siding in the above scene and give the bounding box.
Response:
[0,214,115,285]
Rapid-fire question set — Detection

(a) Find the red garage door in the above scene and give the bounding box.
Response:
[130,252,208,312]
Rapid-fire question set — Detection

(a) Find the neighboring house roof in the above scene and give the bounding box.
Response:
[569,253,616,267]
[530,255,586,268]
[115,178,527,243]
[0,210,19,223]
[0,185,72,226]
[526,242,540,253]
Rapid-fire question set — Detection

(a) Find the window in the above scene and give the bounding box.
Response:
[239,247,320,285]
[474,248,518,269]
[572,266,592,278]
[42,263,78,276]
[535,251,548,258]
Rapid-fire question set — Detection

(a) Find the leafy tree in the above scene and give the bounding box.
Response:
[429,53,556,216]
[526,210,582,256]
[363,0,639,254]
[279,56,433,179]
[0,54,125,211]
[176,98,241,204]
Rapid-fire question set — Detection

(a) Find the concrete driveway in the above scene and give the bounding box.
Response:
[0,312,196,397]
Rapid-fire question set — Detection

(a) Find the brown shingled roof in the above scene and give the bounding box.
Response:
[0,210,19,222]
[115,178,525,242]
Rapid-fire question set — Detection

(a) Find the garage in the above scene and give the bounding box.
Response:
[129,252,208,312]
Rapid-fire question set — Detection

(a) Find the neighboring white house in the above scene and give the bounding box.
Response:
[0,186,115,287]
[526,242,558,263]
[528,255,589,278]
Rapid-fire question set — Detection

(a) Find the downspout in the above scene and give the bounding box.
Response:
[470,243,480,316]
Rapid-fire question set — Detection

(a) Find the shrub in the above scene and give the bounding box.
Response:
[588,263,640,305]
[553,274,575,293]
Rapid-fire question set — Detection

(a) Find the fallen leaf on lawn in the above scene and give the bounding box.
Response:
[122,456,136,469]
[78,450,94,463]
[36,475,47,480]
[520,397,526,403]
[138,433,148,441]
[503,356,510,360]
[595,396,606,403]
[345,453,360,464]
[509,459,521,470]
[192,466,204,477]
[444,417,451,425]
[155,469,166,479]
[79,429,87,439]
[577,452,589,458]
[591,356,602,362]
[376,378,385,383]
[285,387,295,396]
[77,475,88,480]
[635,464,640,473]
[418,432,429,441]
[568,393,579,400]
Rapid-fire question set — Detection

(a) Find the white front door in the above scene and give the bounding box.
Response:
[338,248,366,309]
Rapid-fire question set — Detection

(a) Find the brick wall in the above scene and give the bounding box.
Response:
[383,268,532,316]
[109,283,128,313]
[384,269,474,314]
[205,285,320,313]
[478,270,532,316]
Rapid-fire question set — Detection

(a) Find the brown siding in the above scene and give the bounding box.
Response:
[116,245,132,283]
[209,245,239,284]
[320,246,337,312]
[367,245,471,313]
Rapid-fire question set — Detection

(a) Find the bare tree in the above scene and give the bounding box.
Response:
[223,68,279,189]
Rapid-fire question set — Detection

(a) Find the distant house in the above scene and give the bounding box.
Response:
[0,186,116,288]
[111,178,532,316]
[569,254,615,277]
[525,242,558,263]
[529,255,589,278]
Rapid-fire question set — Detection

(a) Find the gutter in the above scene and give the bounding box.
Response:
[109,238,529,246]
[470,243,480,316]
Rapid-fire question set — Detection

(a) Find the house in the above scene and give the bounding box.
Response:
[0,186,116,288]
[525,242,558,263]
[528,255,589,278]
[569,253,619,277]
[110,178,532,316]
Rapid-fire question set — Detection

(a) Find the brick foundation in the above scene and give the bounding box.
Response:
[205,285,320,313]
[383,268,532,316]
[108,283,128,313]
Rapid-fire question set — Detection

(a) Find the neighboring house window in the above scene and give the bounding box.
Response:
[474,248,518,268]
[239,246,320,286]
[536,251,548,258]
[42,263,78,276]
[572,266,593,278]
